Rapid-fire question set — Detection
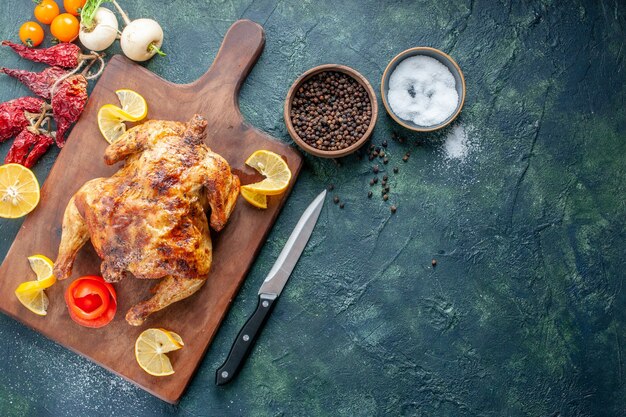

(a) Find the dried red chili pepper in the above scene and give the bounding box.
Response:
[0,97,45,142]
[51,74,88,147]
[0,67,67,100]
[4,128,51,167]
[1,41,95,69]
[23,133,54,168]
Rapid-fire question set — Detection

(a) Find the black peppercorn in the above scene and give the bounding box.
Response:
[290,71,372,152]
[391,205,397,213]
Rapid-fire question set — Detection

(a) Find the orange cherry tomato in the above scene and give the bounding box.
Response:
[34,0,60,25]
[50,13,80,43]
[63,0,86,16]
[19,22,45,47]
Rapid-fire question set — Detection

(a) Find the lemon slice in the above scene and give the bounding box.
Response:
[15,254,56,316]
[115,89,148,121]
[98,104,127,144]
[0,164,40,219]
[27,254,54,280]
[15,288,49,316]
[240,187,268,209]
[159,328,184,347]
[242,150,292,196]
[135,328,184,376]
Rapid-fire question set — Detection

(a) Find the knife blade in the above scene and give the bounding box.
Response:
[215,190,327,385]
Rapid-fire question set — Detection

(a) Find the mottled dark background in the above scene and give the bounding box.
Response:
[1,0,625,416]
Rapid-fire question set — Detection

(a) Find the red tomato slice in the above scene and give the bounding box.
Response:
[65,275,117,328]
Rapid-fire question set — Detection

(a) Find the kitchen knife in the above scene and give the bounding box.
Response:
[215,190,327,386]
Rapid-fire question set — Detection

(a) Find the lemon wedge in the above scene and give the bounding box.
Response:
[0,164,40,219]
[135,328,184,376]
[240,187,268,209]
[15,254,56,316]
[242,150,292,196]
[115,89,148,121]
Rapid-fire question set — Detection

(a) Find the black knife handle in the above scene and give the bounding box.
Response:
[215,293,277,385]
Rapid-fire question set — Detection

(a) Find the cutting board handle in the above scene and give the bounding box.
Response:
[192,19,265,99]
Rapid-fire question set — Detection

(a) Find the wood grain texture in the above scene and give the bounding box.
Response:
[0,19,301,404]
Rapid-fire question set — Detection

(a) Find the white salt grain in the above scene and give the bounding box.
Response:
[444,124,469,160]
[387,55,459,126]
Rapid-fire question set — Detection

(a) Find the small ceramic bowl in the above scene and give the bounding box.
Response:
[284,64,378,158]
[381,47,465,132]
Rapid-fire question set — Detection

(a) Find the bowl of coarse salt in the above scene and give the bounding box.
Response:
[381,47,465,132]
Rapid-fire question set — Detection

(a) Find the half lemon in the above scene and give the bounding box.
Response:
[0,164,40,219]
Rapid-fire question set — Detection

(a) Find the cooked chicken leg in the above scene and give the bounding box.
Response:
[54,115,240,325]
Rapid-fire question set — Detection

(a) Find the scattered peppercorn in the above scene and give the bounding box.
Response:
[333,196,339,204]
[373,177,378,184]
[382,140,388,148]
[372,150,379,157]
[290,71,372,152]
[379,151,385,158]
[327,184,335,191]
[393,167,399,174]
[402,155,409,162]
[391,205,397,213]
[383,175,388,181]
[368,191,372,198]
[382,180,387,187]
[431,259,437,267]
[369,178,375,186]
[339,202,345,209]
[368,154,375,161]
[383,194,389,201]
[383,157,389,164]
[373,165,379,174]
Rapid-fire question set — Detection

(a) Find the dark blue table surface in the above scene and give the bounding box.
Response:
[1,1,625,416]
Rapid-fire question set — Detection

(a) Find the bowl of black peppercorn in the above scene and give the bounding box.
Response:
[284,64,378,158]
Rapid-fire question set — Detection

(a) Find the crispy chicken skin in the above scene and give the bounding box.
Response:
[54,115,240,325]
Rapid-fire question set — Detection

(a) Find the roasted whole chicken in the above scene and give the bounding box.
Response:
[53,115,240,325]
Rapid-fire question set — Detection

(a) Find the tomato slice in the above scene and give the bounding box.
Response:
[65,275,117,328]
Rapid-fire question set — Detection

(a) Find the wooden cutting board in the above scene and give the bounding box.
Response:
[0,20,302,403]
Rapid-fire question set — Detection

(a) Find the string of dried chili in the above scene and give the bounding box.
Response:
[5,128,55,168]
[1,41,96,69]
[51,74,88,147]
[0,67,67,100]
[0,97,45,142]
